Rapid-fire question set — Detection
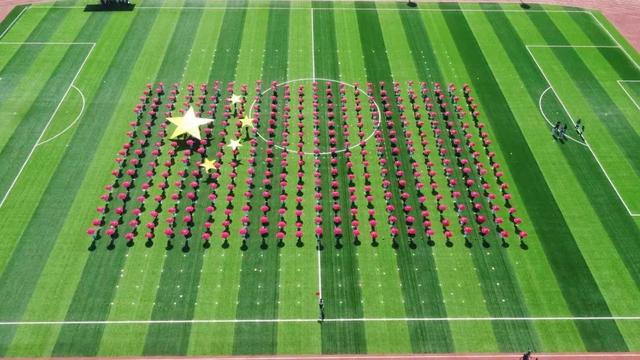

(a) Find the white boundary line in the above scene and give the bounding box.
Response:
[526,44,640,217]
[36,85,87,146]
[0,5,29,40]
[0,42,95,209]
[617,80,640,111]
[1,315,639,326]
[587,11,640,72]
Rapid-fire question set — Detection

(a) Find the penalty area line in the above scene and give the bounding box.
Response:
[0,42,95,210]
[36,85,86,146]
[1,315,640,326]
[527,45,640,217]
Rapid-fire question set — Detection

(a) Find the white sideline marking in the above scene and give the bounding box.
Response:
[0,5,29,40]
[0,42,95,210]
[617,80,640,111]
[0,315,639,326]
[538,86,587,147]
[36,85,86,146]
[588,12,640,72]
[526,45,640,217]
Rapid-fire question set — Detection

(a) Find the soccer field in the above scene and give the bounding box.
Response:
[0,0,639,356]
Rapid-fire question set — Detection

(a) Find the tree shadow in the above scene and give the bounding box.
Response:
[520,241,529,250]
[406,1,417,8]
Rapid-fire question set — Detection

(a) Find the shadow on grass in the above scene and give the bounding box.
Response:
[84,3,136,12]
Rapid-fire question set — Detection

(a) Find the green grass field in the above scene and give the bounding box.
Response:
[0,0,639,356]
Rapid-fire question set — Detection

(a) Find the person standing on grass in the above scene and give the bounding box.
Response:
[319,298,325,322]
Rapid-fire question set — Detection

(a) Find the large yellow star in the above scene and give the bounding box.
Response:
[228,94,243,105]
[227,139,242,151]
[167,107,212,140]
[200,158,217,172]
[239,115,254,129]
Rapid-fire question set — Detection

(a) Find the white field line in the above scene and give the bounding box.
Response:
[526,45,640,217]
[0,42,95,210]
[617,80,640,111]
[1,315,640,326]
[36,85,86,146]
[588,11,640,72]
[538,86,588,146]
[0,5,29,40]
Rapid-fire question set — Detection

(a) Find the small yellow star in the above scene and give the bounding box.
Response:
[167,107,212,140]
[239,115,254,129]
[228,94,243,105]
[227,139,242,151]
[200,158,217,172]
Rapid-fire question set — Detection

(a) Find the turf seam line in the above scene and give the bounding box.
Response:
[0,42,95,210]
[0,5,29,40]
[526,45,640,217]
[2,316,640,325]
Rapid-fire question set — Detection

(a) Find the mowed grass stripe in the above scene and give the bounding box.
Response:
[334,9,412,354]
[434,8,539,352]
[2,11,143,357]
[389,9,499,352]
[462,9,584,351]
[47,6,165,356]
[125,3,209,356]
[0,11,111,356]
[532,11,640,285]
[433,8,546,351]
[442,4,627,351]
[88,2,199,356]
[275,5,322,355]
[356,2,454,352]
[185,5,257,355]
[0,41,92,202]
[0,9,75,154]
[231,3,289,355]
[490,8,640,349]
[313,2,366,354]
[529,14,640,179]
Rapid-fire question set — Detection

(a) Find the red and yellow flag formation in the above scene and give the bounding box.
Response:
[87,80,527,251]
